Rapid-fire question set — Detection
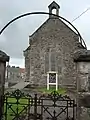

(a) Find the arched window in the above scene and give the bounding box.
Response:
[45,50,62,74]
[51,52,56,71]
[45,50,56,73]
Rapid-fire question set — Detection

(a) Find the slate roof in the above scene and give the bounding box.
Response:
[48,1,60,9]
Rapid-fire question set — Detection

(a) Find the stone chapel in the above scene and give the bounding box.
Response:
[24,1,90,92]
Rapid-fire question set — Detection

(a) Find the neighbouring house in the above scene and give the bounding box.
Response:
[23,1,90,120]
[6,65,25,87]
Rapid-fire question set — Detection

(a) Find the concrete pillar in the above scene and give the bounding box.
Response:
[0,50,9,119]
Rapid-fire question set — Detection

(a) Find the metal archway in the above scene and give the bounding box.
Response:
[0,12,87,49]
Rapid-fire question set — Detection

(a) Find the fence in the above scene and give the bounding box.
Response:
[3,89,77,120]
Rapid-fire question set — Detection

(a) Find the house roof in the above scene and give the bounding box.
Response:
[20,68,25,73]
[48,1,60,9]
[7,66,25,73]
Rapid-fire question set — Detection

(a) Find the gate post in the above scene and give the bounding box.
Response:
[34,94,37,120]
[0,50,9,120]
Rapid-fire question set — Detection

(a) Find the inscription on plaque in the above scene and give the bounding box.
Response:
[49,73,56,83]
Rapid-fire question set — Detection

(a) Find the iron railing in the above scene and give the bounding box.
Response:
[3,89,76,120]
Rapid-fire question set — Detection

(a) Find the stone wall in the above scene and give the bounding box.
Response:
[24,49,30,82]
[77,93,90,120]
[76,62,90,120]
[25,18,84,87]
[77,62,90,91]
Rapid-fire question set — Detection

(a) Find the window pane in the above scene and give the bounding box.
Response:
[58,66,62,73]
[45,52,49,73]
[51,52,55,71]
[56,52,62,74]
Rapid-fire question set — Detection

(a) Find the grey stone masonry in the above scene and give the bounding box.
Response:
[24,1,86,87]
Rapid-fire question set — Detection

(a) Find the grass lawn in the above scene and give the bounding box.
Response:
[4,97,29,120]
[37,86,66,94]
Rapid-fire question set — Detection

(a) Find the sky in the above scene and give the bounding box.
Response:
[0,0,90,68]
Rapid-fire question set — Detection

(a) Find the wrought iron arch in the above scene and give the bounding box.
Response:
[0,12,87,49]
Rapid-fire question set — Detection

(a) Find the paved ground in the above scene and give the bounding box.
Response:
[11,81,30,89]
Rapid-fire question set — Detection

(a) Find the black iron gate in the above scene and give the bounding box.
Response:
[3,89,76,120]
